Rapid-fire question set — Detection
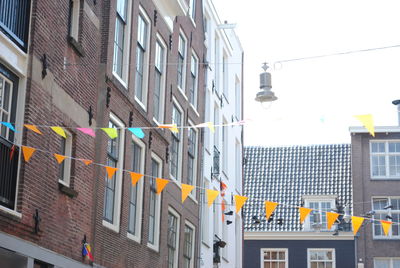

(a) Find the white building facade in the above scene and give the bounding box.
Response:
[200,1,244,267]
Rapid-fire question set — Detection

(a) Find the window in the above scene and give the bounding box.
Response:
[222,53,228,98]
[177,33,187,91]
[127,137,145,241]
[135,9,151,108]
[68,0,80,41]
[0,64,19,211]
[202,180,210,245]
[183,222,195,268]
[222,199,228,260]
[308,249,335,268]
[167,208,180,268]
[235,215,241,266]
[0,0,31,51]
[214,104,219,149]
[371,141,400,178]
[222,118,228,172]
[261,249,288,268]
[148,153,162,250]
[58,130,73,187]
[372,197,400,239]
[213,190,220,237]
[235,77,241,119]
[103,115,125,231]
[189,53,198,108]
[235,140,241,192]
[187,124,197,188]
[153,38,166,123]
[304,197,335,231]
[214,35,220,93]
[113,0,131,84]
[188,0,196,21]
[170,101,183,180]
[374,258,400,268]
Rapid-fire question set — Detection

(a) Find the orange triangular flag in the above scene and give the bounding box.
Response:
[299,207,313,224]
[326,212,339,230]
[54,154,67,164]
[24,124,42,135]
[105,166,118,179]
[130,172,143,186]
[381,220,392,236]
[155,178,169,194]
[265,201,279,220]
[81,159,93,166]
[352,216,365,235]
[206,189,219,208]
[22,146,36,162]
[234,195,248,214]
[181,184,195,203]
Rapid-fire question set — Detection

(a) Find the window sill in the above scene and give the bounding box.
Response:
[110,72,128,91]
[370,177,400,180]
[189,103,200,117]
[102,219,120,233]
[134,97,147,112]
[188,193,198,204]
[147,242,160,253]
[373,237,400,240]
[67,36,85,57]
[177,86,188,101]
[0,205,22,219]
[127,232,141,244]
[58,182,78,198]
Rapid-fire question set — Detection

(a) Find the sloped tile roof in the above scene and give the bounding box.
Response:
[244,144,352,232]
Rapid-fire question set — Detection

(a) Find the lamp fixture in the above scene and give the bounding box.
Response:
[255,63,277,104]
[343,205,351,223]
[226,220,233,225]
[224,211,233,216]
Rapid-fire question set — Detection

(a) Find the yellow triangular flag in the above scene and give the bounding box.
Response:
[170,124,179,134]
[265,201,279,220]
[381,220,392,236]
[22,146,36,162]
[352,216,365,235]
[181,184,195,203]
[81,159,93,166]
[105,166,118,179]
[207,122,215,133]
[326,212,339,230]
[101,128,118,139]
[155,178,169,194]
[299,207,313,224]
[51,126,66,138]
[354,114,375,137]
[130,172,143,186]
[206,189,219,208]
[234,195,248,214]
[24,124,42,135]
[54,154,67,164]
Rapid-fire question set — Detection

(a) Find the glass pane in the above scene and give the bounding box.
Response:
[326,251,332,260]
[392,198,400,210]
[310,252,318,260]
[278,252,285,260]
[326,263,332,268]
[0,77,3,107]
[389,142,400,152]
[3,81,10,111]
[373,199,388,210]
[375,259,390,268]
[279,263,285,268]
[271,252,277,260]
[264,263,270,268]
[310,263,317,268]
[265,251,271,260]
[393,260,400,268]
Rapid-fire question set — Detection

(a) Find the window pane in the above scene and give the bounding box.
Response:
[389,142,400,152]
[393,260,400,268]
[373,198,388,210]
[375,259,390,268]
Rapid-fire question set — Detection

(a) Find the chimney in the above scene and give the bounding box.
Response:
[392,99,400,126]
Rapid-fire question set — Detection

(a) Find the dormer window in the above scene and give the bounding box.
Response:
[303,196,336,231]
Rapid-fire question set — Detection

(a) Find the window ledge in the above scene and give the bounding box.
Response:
[189,103,200,117]
[177,86,188,101]
[109,72,128,91]
[67,36,85,57]
[147,242,160,253]
[0,205,22,219]
[373,237,400,240]
[127,232,141,244]
[58,182,78,198]
[134,97,147,112]
[370,177,400,180]
[102,220,120,233]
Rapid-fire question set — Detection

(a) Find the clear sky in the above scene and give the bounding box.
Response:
[213,0,400,146]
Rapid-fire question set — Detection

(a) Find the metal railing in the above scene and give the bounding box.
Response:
[0,136,19,209]
[212,146,220,178]
[0,0,31,50]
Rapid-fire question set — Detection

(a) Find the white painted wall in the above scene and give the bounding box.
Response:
[200,1,244,267]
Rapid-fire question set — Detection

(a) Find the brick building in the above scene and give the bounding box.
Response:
[0,0,205,267]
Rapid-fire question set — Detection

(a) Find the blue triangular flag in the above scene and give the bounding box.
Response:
[1,122,16,132]
[128,128,145,139]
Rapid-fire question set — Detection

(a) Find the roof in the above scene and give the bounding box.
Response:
[244,144,352,232]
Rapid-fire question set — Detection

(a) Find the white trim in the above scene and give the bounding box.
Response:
[153,34,167,123]
[126,135,146,243]
[102,113,125,233]
[350,126,400,134]
[147,152,163,252]
[0,206,22,218]
[374,257,400,268]
[184,220,196,268]
[177,30,188,94]
[307,248,336,268]
[260,248,288,268]
[167,206,181,268]
[189,50,199,110]
[371,196,400,239]
[169,98,184,182]
[303,198,336,231]
[187,120,198,200]
[370,140,400,179]
[244,231,354,240]
[69,0,80,40]
[58,128,73,187]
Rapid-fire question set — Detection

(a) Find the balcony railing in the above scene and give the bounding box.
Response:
[0,136,19,210]
[212,146,220,178]
[0,0,31,51]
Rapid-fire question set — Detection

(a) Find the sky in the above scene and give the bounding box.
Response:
[213,0,400,146]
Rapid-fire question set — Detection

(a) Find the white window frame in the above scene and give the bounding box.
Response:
[222,118,228,174]
[58,129,73,187]
[188,51,199,111]
[167,206,181,268]
[222,52,228,100]
[303,196,336,231]
[213,187,220,237]
[201,179,210,246]
[374,257,400,268]
[153,34,167,125]
[235,76,241,119]
[112,0,132,87]
[214,34,220,94]
[169,98,184,182]
[307,248,335,268]
[222,198,228,261]
[235,140,242,193]
[372,196,400,239]
[260,248,289,268]
[147,152,163,252]
[177,31,188,96]
[370,140,400,179]
[102,113,125,233]
[188,0,196,25]
[134,6,151,110]
[183,220,196,268]
[187,120,198,199]
[127,135,145,243]
[69,0,80,41]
